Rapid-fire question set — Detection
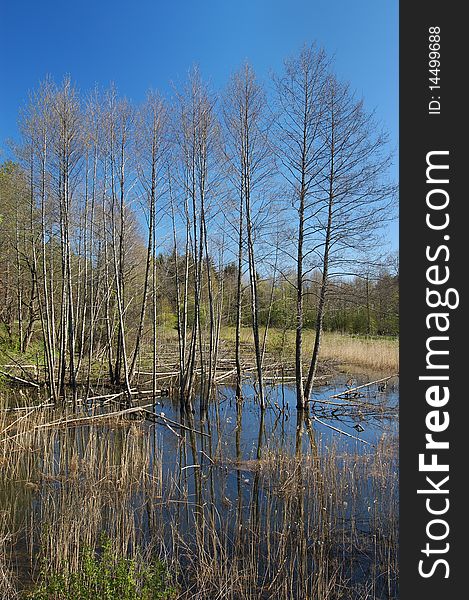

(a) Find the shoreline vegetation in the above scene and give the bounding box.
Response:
[0,329,398,397]
[0,332,398,599]
[0,375,398,600]
[222,328,399,375]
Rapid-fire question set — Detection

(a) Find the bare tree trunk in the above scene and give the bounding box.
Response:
[303,110,335,402]
[201,201,215,411]
[152,195,157,401]
[273,45,329,408]
[102,161,115,384]
[235,190,244,400]
[365,273,371,335]
[75,149,90,376]
[212,237,225,391]
[245,192,265,409]
[223,63,273,410]
[296,184,306,408]
[130,94,166,385]
[85,131,99,397]
[14,200,24,352]
[169,180,184,399]
[37,126,58,401]
[107,96,133,402]
[261,241,279,366]
[303,192,332,401]
[184,150,199,403]
[129,155,155,382]
[177,69,217,409]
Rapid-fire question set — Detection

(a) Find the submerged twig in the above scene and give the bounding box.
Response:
[312,415,375,446]
[330,374,398,400]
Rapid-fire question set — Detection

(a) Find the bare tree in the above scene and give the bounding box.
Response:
[273,44,329,408]
[174,68,219,408]
[80,88,102,396]
[130,92,168,385]
[47,77,84,399]
[302,76,395,401]
[222,63,274,409]
[17,80,59,399]
[103,88,134,400]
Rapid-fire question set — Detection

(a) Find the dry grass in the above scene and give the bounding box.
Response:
[220,326,399,374]
[0,391,398,599]
[318,332,398,373]
[170,429,398,599]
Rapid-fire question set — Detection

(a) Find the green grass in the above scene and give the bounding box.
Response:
[25,537,176,600]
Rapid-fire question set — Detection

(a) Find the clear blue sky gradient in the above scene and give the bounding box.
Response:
[0,0,398,246]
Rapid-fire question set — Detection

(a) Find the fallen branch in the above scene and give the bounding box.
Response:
[214,368,237,383]
[0,353,41,383]
[0,369,40,388]
[312,415,374,446]
[2,404,154,442]
[330,375,398,400]
[139,408,209,438]
[1,399,52,436]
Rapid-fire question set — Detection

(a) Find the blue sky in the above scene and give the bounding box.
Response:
[0,0,398,246]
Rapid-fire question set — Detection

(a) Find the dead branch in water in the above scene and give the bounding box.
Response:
[0,369,40,388]
[312,415,375,446]
[330,374,398,400]
[2,402,210,445]
[4,404,154,437]
[138,408,209,438]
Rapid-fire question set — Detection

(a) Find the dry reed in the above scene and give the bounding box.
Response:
[0,389,398,599]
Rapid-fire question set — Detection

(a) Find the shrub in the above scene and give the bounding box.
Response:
[25,538,175,600]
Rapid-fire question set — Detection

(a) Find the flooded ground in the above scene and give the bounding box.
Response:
[1,373,399,599]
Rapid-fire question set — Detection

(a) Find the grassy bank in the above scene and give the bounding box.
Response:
[0,326,398,393]
[220,326,399,374]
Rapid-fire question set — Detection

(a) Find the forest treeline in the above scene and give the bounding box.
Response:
[0,45,397,408]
